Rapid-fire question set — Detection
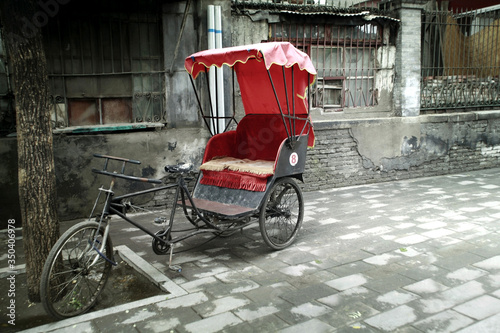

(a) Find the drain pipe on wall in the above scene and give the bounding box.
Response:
[215,6,225,134]
[207,5,225,135]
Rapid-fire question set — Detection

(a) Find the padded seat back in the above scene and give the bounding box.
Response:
[234,114,287,161]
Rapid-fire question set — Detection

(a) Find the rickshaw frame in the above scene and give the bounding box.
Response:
[39,42,317,320]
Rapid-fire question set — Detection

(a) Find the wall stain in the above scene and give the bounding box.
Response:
[168,141,177,151]
[142,166,155,178]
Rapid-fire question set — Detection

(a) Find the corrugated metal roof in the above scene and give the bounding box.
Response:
[275,9,400,21]
[232,2,399,23]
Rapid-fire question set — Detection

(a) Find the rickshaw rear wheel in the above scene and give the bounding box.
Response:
[259,177,304,250]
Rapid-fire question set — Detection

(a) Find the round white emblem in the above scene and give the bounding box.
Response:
[289,152,298,166]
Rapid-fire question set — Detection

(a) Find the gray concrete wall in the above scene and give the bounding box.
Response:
[304,110,500,190]
[3,110,500,227]
[54,128,209,220]
[0,128,210,227]
[164,1,200,128]
[163,0,232,128]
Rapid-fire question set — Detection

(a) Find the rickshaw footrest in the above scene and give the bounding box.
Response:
[180,198,256,218]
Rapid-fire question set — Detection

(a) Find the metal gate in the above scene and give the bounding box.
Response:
[269,20,381,111]
[421,7,500,112]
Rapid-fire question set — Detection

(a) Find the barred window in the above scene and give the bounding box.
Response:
[44,12,164,128]
[269,22,381,111]
[421,8,500,112]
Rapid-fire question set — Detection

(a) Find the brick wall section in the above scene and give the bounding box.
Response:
[304,129,364,191]
[302,114,500,192]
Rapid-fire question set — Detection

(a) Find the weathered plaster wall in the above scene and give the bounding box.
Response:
[163,2,200,128]
[163,0,233,128]
[304,110,500,190]
[351,118,421,170]
[0,128,210,227]
[54,128,209,221]
[2,111,500,227]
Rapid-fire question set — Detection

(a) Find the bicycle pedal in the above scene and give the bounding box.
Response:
[154,217,167,224]
[169,264,182,272]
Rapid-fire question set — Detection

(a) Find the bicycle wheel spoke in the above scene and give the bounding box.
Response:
[41,222,113,319]
[260,178,304,250]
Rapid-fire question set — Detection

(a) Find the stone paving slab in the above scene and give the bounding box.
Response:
[7,167,500,332]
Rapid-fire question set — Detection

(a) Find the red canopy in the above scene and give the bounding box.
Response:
[185,42,316,147]
[186,42,316,79]
[185,42,317,117]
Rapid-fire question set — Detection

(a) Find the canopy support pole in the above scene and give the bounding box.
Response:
[214,67,219,134]
[204,67,217,136]
[267,69,291,142]
[281,67,293,140]
[292,66,296,138]
[308,73,311,113]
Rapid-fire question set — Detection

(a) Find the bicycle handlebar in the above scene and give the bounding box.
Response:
[93,153,141,164]
[93,153,162,184]
[92,169,163,184]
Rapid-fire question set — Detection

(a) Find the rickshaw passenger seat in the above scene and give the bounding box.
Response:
[198,114,290,192]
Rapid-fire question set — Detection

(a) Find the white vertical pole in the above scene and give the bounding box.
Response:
[215,6,225,134]
[207,5,216,134]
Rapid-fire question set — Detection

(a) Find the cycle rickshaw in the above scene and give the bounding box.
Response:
[40,42,317,319]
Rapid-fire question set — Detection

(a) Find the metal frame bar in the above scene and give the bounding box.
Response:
[267,68,292,141]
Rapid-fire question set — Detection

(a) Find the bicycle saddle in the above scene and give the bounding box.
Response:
[165,163,193,174]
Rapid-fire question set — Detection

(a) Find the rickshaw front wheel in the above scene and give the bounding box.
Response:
[259,177,304,250]
[152,229,172,255]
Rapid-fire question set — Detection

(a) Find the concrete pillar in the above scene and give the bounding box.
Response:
[381,0,430,117]
[163,1,232,128]
[163,1,199,127]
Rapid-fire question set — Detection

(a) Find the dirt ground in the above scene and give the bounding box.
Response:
[0,254,166,332]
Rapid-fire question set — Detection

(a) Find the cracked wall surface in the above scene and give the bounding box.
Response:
[304,111,500,191]
[0,128,210,226]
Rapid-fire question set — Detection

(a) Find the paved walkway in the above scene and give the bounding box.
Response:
[14,168,500,332]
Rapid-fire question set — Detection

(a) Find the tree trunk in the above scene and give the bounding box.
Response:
[0,0,59,302]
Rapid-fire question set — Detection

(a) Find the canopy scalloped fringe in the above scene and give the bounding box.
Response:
[185,42,317,79]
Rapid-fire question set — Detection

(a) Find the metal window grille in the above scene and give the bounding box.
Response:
[421,7,500,112]
[269,21,381,110]
[44,12,165,127]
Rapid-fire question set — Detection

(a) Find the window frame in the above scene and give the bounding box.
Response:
[44,12,166,131]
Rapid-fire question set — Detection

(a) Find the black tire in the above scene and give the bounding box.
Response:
[40,221,113,319]
[259,177,304,250]
[152,229,172,255]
